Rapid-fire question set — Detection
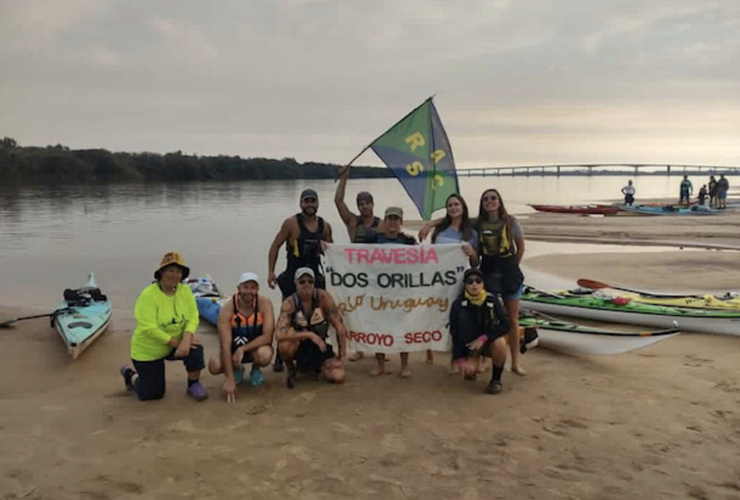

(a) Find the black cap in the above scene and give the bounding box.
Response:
[300,189,318,201]
[463,268,484,281]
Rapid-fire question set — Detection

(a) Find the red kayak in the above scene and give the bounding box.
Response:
[529,204,620,215]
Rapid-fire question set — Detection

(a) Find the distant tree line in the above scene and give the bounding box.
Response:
[0,137,393,184]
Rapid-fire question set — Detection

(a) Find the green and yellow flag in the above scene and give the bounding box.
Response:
[370,98,459,220]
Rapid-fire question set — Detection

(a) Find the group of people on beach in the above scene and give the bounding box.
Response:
[681,174,730,208]
[120,164,527,403]
[621,174,730,208]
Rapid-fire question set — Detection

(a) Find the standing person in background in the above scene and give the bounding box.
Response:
[120,251,207,402]
[716,175,729,210]
[267,189,333,372]
[429,193,479,370]
[621,180,635,206]
[708,175,718,208]
[679,175,693,205]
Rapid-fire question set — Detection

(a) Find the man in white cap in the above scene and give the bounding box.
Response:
[275,267,347,388]
[207,272,275,403]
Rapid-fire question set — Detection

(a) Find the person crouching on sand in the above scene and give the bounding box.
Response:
[449,267,510,394]
[276,267,347,389]
[208,272,275,404]
[120,251,208,401]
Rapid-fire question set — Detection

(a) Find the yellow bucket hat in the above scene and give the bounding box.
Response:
[154,251,190,280]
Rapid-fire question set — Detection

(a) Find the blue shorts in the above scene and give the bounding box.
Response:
[718,191,727,200]
[503,283,524,300]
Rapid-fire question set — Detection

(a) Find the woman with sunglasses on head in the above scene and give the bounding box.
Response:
[429,193,479,369]
[449,268,509,394]
[120,251,207,402]
[475,188,527,375]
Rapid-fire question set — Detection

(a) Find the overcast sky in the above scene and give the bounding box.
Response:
[1,0,739,167]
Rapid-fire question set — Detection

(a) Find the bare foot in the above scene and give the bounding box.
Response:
[348,352,364,362]
[512,364,527,376]
[370,365,386,377]
[399,367,412,378]
[425,350,434,364]
[448,364,460,375]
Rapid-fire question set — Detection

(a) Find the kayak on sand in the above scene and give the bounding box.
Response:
[53,272,112,359]
[521,286,740,337]
[519,311,680,355]
[529,204,619,215]
[185,275,226,327]
[576,279,740,310]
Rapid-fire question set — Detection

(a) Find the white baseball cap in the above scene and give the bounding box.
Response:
[294,267,315,282]
[237,272,259,286]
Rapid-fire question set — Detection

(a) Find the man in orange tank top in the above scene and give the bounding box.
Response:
[208,273,275,404]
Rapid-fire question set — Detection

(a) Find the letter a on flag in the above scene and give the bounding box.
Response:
[370,98,459,220]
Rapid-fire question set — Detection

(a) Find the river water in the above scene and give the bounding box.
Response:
[0,175,712,311]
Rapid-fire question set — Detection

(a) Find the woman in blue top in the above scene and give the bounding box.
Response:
[429,193,479,368]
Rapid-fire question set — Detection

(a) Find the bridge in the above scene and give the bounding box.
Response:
[457,163,740,177]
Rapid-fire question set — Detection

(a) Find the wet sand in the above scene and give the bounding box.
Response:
[2,210,740,499]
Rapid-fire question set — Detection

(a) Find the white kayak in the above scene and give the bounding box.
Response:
[521,287,740,337]
[53,273,112,359]
[519,315,680,355]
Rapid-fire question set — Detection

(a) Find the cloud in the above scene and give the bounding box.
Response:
[0,0,738,167]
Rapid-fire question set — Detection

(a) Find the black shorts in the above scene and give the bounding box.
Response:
[230,342,254,364]
[295,340,334,373]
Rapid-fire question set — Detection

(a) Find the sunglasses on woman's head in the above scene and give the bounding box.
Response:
[298,279,314,285]
[465,278,483,285]
[483,195,499,202]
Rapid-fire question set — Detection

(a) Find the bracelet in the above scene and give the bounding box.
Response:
[477,335,488,344]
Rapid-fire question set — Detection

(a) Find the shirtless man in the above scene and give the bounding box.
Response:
[276,268,347,388]
[268,189,333,371]
[335,164,383,362]
[208,273,275,404]
[335,164,384,243]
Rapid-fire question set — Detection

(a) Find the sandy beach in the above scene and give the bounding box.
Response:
[2,210,740,499]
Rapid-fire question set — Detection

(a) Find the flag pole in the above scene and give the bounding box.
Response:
[335,96,435,181]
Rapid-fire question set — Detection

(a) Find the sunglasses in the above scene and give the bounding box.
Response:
[298,279,314,285]
[302,198,317,203]
[483,195,499,202]
[465,278,483,285]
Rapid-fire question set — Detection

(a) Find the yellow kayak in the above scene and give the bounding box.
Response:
[574,279,740,310]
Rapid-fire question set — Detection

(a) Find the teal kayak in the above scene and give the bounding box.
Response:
[618,204,719,216]
[53,273,112,359]
[521,287,740,336]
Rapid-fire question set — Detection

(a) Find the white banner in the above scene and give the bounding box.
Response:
[325,243,468,353]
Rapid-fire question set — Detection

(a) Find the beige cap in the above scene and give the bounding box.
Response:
[384,206,403,218]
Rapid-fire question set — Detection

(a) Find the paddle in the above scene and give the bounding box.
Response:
[0,308,71,328]
[577,278,705,300]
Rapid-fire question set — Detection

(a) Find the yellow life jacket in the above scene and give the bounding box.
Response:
[478,219,513,258]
